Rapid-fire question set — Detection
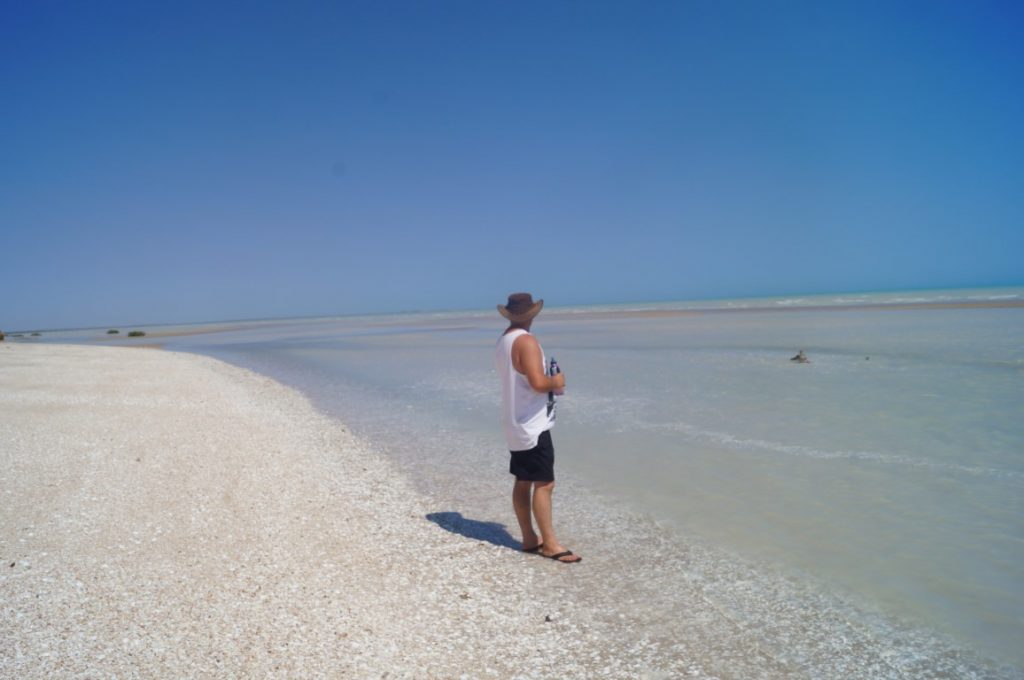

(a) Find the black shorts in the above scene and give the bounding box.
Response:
[509,430,555,482]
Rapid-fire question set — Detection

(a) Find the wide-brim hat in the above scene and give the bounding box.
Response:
[498,292,544,322]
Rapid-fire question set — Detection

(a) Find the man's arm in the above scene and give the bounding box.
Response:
[512,334,566,393]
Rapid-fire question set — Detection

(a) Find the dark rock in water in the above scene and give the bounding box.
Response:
[30,332,41,337]
[127,331,146,337]
[107,329,120,335]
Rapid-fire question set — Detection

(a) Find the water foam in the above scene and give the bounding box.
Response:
[642,419,1024,482]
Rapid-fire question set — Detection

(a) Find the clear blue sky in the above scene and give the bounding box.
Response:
[2,1,1022,330]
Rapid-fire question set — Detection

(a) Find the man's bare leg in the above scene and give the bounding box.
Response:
[512,480,541,551]
[532,481,581,562]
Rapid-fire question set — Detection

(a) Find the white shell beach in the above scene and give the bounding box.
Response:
[2,344,604,678]
[1,342,1015,678]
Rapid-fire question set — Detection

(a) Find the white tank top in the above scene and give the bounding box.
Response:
[495,329,554,451]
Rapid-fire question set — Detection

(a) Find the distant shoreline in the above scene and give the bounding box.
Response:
[8,288,1023,337]
[541,298,1024,322]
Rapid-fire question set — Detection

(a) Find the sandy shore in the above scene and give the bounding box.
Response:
[3,343,1014,679]
[1,344,618,678]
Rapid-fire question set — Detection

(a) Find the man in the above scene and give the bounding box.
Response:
[495,293,581,564]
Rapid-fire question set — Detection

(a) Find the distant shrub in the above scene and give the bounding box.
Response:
[107,329,120,334]
[127,331,146,337]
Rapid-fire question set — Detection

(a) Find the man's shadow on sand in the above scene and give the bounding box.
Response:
[425,511,520,550]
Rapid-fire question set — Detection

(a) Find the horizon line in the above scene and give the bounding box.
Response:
[6,282,1023,335]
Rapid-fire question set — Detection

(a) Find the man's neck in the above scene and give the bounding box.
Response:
[504,322,531,335]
